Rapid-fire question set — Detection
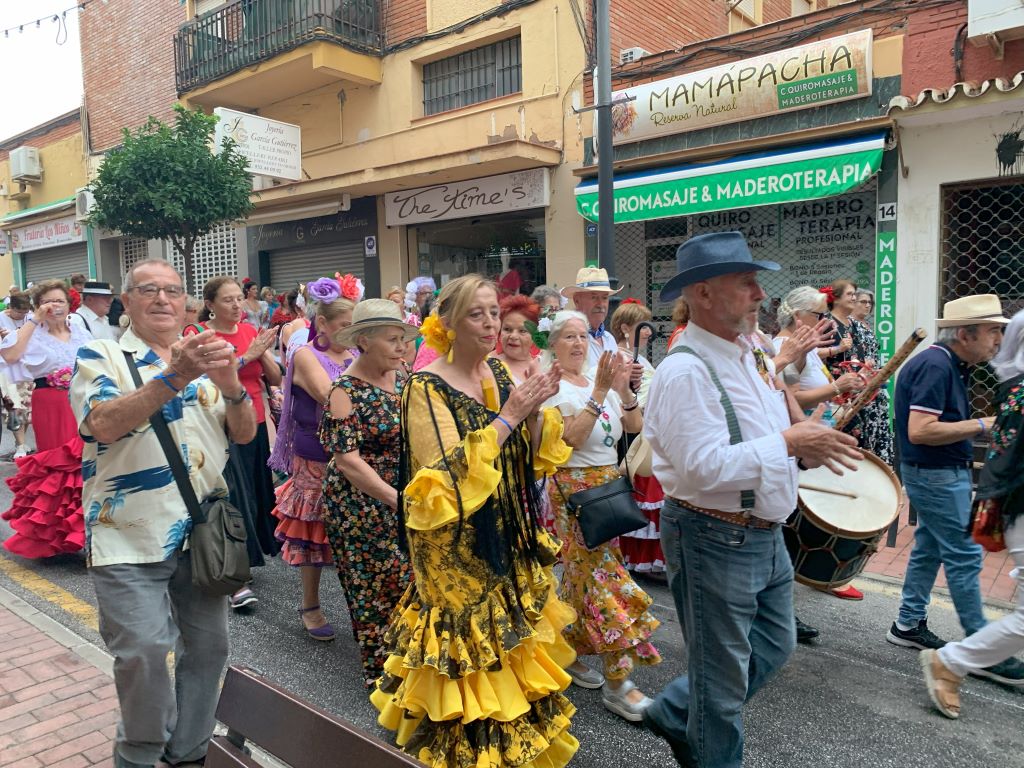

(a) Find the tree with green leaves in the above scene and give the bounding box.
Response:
[87,105,254,291]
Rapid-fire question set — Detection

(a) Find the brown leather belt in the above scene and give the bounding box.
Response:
[668,497,778,530]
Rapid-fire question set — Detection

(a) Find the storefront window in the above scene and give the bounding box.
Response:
[414,212,546,296]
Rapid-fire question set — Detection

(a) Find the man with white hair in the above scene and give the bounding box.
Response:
[71,259,257,768]
[561,267,621,369]
[887,294,1024,685]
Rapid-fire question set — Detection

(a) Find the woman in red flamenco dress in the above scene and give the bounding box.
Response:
[1,280,91,558]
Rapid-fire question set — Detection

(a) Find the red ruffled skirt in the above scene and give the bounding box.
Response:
[3,388,83,558]
[271,456,333,567]
[619,474,666,574]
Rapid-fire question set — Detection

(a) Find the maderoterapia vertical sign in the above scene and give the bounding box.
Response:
[608,29,873,146]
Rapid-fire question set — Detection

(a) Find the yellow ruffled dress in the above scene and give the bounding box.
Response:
[371,359,579,768]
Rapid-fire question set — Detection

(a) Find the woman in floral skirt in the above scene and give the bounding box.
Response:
[371,275,578,768]
[317,298,417,685]
[544,310,661,723]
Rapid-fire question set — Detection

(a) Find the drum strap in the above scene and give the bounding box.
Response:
[669,345,756,511]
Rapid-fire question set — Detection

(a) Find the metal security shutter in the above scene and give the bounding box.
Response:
[268,243,364,292]
[22,244,89,286]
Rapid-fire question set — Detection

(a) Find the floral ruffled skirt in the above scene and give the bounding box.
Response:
[370,550,579,768]
[271,456,333,567]
[549,464,661,679]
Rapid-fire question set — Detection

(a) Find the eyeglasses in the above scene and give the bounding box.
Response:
[800,310,826,321]
[131,284,185,299]
[857,299,873,306]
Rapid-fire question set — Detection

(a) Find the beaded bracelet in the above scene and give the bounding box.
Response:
[977,418,986,436]
[586,396,603,413]
[623,396,640,411]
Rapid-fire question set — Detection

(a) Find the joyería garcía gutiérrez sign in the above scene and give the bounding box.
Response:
[608,29,873,146]
[214,107,302,182]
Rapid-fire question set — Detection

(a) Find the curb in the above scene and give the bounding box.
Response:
[860,570,1017,612]
[0,582,113,676]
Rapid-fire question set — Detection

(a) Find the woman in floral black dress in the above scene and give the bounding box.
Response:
[318,299,419,686]
[821,278,894,466]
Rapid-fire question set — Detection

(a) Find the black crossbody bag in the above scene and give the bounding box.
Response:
[123,351,250,595]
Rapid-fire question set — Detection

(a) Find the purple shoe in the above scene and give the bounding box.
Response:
[299,605,336,642]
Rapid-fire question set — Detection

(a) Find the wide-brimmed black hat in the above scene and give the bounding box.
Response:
[659,232,780,303]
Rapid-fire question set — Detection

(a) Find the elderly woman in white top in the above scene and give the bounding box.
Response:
[773,286,866,417]
[543,310,662,723]
[1,279,93,558]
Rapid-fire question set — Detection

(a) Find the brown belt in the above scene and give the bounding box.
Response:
[668,497,778,530]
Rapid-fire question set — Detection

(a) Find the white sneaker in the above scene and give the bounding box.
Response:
[12,446,28,460]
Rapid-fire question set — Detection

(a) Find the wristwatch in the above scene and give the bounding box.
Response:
[223,388,251,406]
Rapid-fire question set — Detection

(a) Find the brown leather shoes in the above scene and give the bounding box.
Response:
[920,649,962,719]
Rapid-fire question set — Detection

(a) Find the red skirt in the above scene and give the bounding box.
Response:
[619,474,666,574]
[3,434,84,559]
[32,386,78,452]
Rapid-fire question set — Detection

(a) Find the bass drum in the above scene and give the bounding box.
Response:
[785,450,901,590]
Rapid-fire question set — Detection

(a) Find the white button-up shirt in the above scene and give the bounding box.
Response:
[644,321,798,523]
[76,305,117,341]
[587,328,619,372]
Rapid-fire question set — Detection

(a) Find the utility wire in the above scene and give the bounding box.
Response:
[0,2,88,46]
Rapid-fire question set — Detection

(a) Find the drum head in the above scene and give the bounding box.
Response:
[798,451,901,536]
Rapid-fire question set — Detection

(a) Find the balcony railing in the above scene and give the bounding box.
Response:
[174,0,382,94]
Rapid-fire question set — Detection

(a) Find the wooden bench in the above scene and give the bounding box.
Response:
[206,665,421,768]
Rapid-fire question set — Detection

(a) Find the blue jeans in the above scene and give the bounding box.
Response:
[646,501,796,768]
[898,464,986,635]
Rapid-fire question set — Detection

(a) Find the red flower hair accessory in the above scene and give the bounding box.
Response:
[819,286,835,303]
[621,297,643,306]
[335,273,365,302]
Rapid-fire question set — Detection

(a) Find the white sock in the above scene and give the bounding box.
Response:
[896,621,916,632]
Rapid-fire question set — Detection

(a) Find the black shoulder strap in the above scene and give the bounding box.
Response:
[75,312,91,332]
[122,350,203,523]
[667,344,755,511]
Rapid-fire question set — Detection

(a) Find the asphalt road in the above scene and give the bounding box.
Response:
[1,429,1022,768]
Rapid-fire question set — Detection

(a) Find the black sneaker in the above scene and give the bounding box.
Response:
[973,656,1024,687]
[886,620,946,650]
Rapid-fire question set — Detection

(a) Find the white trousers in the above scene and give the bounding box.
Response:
[939,519,1024,677]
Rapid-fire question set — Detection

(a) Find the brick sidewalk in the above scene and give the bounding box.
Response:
[0,603,118,768]
[863,504,1020,605]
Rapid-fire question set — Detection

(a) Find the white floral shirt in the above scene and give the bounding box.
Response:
[70,329,232,567]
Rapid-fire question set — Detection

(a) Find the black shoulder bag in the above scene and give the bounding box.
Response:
[555,411,647,550]
[123,351,250,595]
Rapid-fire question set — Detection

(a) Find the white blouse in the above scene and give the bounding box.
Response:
[544,377,624,468]
[21,322,93,380]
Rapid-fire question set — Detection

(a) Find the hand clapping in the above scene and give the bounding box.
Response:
[169,330,235,383]
[503,362,562,424]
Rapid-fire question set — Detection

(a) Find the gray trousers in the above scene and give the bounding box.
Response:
[91,551,229,768]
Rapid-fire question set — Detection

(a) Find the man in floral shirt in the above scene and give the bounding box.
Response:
[70,259,256,768]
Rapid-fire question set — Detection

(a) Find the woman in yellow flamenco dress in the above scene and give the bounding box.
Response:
[370,274,579,768]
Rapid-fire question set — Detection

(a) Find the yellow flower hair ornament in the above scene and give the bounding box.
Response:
[420,312,452,356]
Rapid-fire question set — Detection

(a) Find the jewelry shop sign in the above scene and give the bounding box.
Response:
[10,215,84,253]
[610,29,873,145]
[385,169,550,226]
[214,107,302,181]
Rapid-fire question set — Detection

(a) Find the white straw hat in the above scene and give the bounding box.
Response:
[334,298,420,347]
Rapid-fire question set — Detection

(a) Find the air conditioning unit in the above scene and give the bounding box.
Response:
[619,47,651,65]
[968,0,1024,56]
[10,147,42,183]
[75,187,96,222]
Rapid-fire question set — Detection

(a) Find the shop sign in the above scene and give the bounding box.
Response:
[246,197,376,252]
[0,230,8,252]
[577,143,883,223]
[384,169,550,226]
[608,29,873,146]
[875,231,897,366]
[214,107,302,181]
[10,215,84,253]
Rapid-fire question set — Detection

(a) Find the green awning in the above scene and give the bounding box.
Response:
[575,132,885,223]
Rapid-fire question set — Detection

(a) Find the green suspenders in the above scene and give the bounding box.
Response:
[668,345,756,511]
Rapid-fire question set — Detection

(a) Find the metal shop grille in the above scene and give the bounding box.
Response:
[422,36,521,116]
[610,187,877,364]
[120,238,188,292]
[941,178,1024,415]
[172,223,239,294]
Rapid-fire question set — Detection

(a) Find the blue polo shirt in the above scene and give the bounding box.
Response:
[894,343,973,467]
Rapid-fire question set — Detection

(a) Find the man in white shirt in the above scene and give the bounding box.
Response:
[76,281,118,341]
[641,231,861,768]
[561,267,621,369]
